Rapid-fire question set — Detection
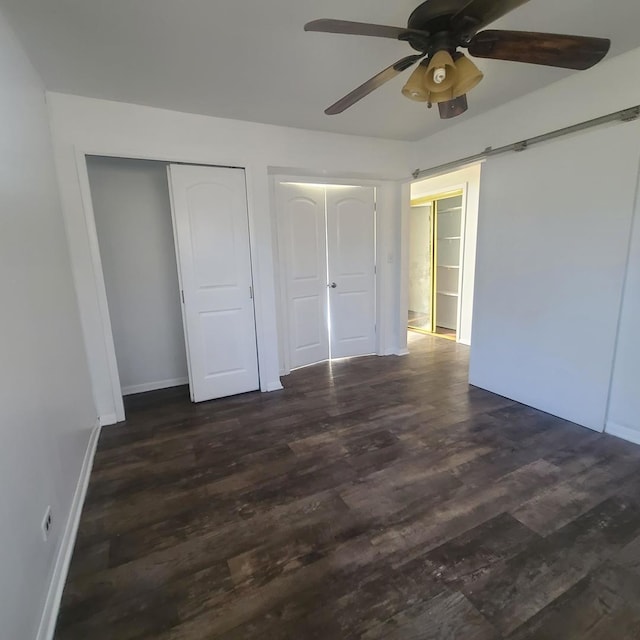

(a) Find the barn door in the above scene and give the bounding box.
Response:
[168,164,259,402]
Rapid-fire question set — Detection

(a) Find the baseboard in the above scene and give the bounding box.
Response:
[36,420,101,640]
[121,377,189,396]
[394,348,410,356]
[98,412,118,427]
[265,380,284,392]
[606,421,640,446]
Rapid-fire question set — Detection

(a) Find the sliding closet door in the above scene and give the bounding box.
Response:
[168,165,259,402]
[326,187,376,358]
[276,183,330,369]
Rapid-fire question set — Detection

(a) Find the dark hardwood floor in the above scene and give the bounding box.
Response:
[55,332,640,639]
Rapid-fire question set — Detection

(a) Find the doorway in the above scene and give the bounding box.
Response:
[401,162,482,352]
[275,182,377,372]
[408,190,464,340]
[87,157,260,415]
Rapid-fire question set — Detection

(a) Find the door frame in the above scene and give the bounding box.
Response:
[74,148,274,424]
[400,178,471,352]
[272,175,381,376]
[410,188,465,337]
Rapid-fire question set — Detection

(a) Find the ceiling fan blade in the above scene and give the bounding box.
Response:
[452,0,530,36]
[305,19,422,40]
[325,54,424,115]
[468,30,611,70]
[438,95,469,119]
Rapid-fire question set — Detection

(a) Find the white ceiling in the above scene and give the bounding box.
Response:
[3,0,640,141]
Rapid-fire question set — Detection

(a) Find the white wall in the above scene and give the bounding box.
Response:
[0,8,96,640]
[470,123,640,431]
[87,156,188,395]
[406,47,640,434]
[607,175,640,443]
[410,164,482,345]
[47,92,411,425]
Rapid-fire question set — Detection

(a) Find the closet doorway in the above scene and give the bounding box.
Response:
[408,190,464,340]
[276,182,376,372]
[87,157,259,412]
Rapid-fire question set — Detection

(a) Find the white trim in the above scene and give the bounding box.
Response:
[272,178,293,375]
[36,421,101,640]
[266,380,284,392]
[121,377,189,396]
[99,413,118,427]
[605,421,640,446]
[397,183,412,355]
[456,184,469,342]
[75,148,126,422]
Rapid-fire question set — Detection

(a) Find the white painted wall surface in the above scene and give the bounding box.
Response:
[607,173,640,443]
[87,157,188,395]
[0,8,96,640]
[410,164,482,345]
[469,122,640,431]
[47,93,410,424]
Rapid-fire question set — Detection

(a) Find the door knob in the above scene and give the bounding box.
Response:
[329,282,337,289]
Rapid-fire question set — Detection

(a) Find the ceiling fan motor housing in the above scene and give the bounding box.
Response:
[407,0,477,50]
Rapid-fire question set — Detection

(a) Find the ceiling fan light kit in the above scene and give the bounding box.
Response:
[402,63,430,101]
[402,52,484,105]
[304,0,611,120]
[424,50,457,92]
[439,94,469,119]
[451,54,484,97]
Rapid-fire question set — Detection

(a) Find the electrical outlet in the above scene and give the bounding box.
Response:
[41,506,52,541]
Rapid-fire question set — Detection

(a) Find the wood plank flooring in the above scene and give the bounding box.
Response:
[55,332,640,639]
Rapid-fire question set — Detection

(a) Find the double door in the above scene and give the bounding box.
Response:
[277,183,376,370]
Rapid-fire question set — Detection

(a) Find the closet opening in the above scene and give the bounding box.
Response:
[87,157,190,398]
[86,156,260,420]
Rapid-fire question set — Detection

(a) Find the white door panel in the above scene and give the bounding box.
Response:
[276,183,329,369]
[168,165,259,402]
[327,187,376,358]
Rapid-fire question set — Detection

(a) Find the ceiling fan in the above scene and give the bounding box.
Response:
[304,0,611,119]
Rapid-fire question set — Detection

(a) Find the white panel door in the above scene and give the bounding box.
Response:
[327,187,376,358]
[168,164,259,402]
[276,183,330,369]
